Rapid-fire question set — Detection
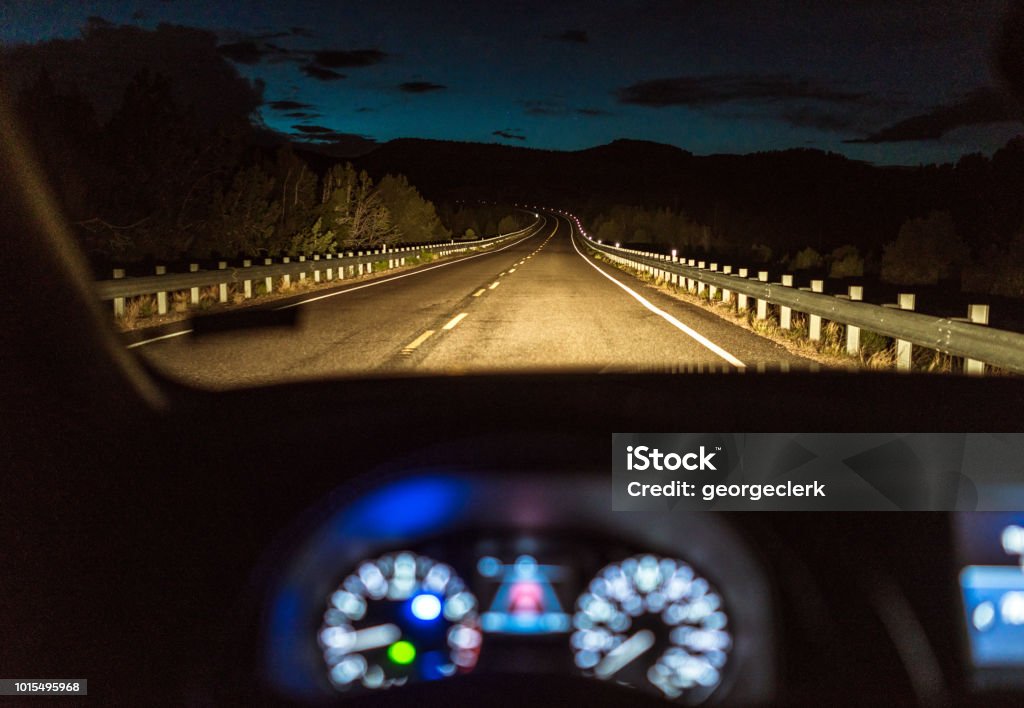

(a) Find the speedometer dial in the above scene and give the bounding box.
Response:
[319,551,482,692]
[572,554,731,703]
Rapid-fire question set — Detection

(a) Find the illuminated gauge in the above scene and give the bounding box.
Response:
[572,555,731,703]
[319,551,481,692]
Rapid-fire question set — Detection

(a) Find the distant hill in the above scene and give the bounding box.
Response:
[347,137,924,253]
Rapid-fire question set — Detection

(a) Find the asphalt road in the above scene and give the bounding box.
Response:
[137,214,810,388]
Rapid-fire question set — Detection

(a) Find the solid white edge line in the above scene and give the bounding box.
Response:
[442,312,469,330]
[567,219,747,369]
[274,219,546,310]
[126,329,193,349]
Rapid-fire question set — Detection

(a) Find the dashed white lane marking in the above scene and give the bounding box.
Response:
[442,313,469,330]
[489,281,500,290]
[472,288,486,297]
[402,329,435,354]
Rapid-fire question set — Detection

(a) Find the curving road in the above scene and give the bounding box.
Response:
[136,213,810,388]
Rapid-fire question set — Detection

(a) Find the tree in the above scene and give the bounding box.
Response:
[882,211,968,285]
[789,247,823,271]
[271,145,318,244]
[828,245,864,278]
[319,164,395,248]
[205,164,280,257]
[498,215,518,234]
[289,217,336,257]
[376,174,448,242]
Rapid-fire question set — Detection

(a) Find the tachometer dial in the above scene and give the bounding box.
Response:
[319,551,481,692]
[572,554,731,703]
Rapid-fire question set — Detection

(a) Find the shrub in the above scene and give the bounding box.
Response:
[789,247,823,271]
[962,234,1024,297]
[750,244,773,263]
[881,211,967,285]
[828,245,864,278]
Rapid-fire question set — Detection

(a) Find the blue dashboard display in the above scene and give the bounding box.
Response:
[956,514,1024,689]
[960,565,1024,665]
[478,555,571,634]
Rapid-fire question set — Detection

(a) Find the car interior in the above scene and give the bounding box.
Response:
[4,7,1024,707]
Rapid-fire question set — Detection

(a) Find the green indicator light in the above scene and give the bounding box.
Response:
[388,640,416,665]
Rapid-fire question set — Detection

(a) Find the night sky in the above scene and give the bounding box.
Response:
[2,0,1022,165]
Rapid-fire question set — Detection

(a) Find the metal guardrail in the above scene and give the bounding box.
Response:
[95,218,541,315]
[578,229,1024,375]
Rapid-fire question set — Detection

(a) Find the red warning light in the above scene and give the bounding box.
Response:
[508,581,544,614]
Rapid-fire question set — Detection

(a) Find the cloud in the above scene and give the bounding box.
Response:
[576,107,612,117]
[217,38,302,65]
[493,129,526,141]
[354,106,375,113]
[313,49,387,68]
[616,74,868,108]
[554,30,588,44]
[284,111,320,119]
[301,64,345,81]
[217,40,268,65]
[292,124,337,134]
[266,100,313,110]
[845,87,1022,143]
[288,124,377,149]
[398,81,446,93]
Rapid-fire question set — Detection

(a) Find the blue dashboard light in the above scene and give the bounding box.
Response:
[337,476,469,539]
[411,593,442,621]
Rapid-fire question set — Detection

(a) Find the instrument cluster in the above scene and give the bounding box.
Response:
[259,472,775,704]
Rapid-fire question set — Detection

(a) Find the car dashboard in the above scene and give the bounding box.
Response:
[256,470,773,705]
[103,383,1017,708]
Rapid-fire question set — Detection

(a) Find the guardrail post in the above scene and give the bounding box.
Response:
[325,254,333,281]
[896,293,915,371]
[264,258,274,293]
[282,257,291,288]
[780,275,793,329]
[313,254,321,283]
[189,264,200,305]
[242,260,253,298]
[737,268,749,311]
[721,266,733,305]
[298,255,307,282]
[155,265,168,315]
[846,286,863,355]
[697,261,706,296]
[809,280,824,341]
[113,269,125,317]
[709,264,719,300]
[218,261,228,303]
[357,251,364,276]
[756,271,769,320]
[965,304,990,376]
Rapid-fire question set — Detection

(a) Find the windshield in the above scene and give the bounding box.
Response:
[3,1,1023,388]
